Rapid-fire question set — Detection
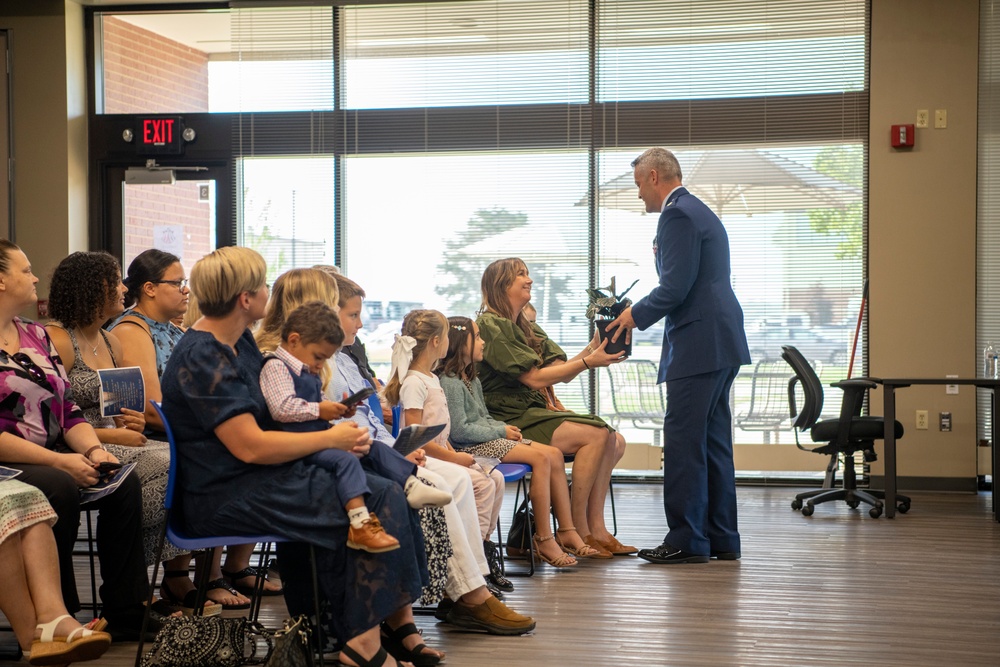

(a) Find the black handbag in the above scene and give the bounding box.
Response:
[264,615,314,667]
[140,616,273,667]
[506,497,535,556]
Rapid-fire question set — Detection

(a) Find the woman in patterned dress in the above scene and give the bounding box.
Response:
[0,478,111,663]
[0,239,157,640]
[45,252,191,571]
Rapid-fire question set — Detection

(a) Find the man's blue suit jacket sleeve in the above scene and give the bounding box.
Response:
[632,207,699,331]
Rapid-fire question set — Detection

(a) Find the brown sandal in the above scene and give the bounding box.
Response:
[533,534,577,568]
[555,528,612,559]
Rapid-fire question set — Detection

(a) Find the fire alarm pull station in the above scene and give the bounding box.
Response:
[891,124,915,148]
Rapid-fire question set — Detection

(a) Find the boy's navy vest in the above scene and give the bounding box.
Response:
[263,354,331,433]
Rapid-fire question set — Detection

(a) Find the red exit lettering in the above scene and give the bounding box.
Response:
[142,118,175,145]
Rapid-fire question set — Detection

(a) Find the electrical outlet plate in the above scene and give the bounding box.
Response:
[916,410,929,430]
[916,109,929,128]
[935,109,948,128]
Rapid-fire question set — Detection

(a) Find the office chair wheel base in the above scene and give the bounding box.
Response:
[869,505,883,519]
[791,499,803,511]
[897,502,910,514]
[801,504,815,517]
[847,500,860,509]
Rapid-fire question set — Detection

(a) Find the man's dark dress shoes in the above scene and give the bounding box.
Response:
[710,550,741,560]
[637,543,710,564]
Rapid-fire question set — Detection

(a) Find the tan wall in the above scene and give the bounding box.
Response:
[868,0,980,483]
[0,0,87,314]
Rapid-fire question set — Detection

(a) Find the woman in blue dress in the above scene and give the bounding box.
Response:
[161,246,438,667]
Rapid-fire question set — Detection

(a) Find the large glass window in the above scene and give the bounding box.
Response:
[91,0,869,469]
[344,151,590,378]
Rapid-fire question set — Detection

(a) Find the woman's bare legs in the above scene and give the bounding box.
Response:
[587,431,626,542]
[0,523,85,651]
[548,421,615,539]
[500,441,581,562]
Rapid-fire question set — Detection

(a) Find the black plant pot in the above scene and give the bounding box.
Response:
[596,319,632,358]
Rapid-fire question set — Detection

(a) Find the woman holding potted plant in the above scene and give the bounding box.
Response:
[476,258,636,558]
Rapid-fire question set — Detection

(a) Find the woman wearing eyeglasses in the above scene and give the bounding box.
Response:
[110,249,189,433]
[110,248,262,611]
[0,239,160,640]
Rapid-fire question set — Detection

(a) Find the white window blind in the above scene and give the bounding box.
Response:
[978,0,1000,447]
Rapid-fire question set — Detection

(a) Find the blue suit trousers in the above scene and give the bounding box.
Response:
[661,367,741,555]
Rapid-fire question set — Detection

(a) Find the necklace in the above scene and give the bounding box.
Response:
[79,329,101,357]
[0,322,16,348]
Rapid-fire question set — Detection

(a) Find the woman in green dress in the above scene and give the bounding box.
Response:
[476,258,637,557]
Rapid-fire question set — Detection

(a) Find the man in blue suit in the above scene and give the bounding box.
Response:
[608,147,751,564]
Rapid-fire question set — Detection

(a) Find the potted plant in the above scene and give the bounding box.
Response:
[587,277,639,357]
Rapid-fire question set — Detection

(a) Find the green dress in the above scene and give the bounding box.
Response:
[476,312,612,444]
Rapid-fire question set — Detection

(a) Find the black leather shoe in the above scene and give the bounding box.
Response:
[710,550,741,560]
[637,543,709,564]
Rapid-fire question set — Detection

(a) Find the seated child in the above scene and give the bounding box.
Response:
[383,309,508,583]
[259,301,449,552]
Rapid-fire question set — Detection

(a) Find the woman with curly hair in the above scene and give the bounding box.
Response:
[44,251,209,614]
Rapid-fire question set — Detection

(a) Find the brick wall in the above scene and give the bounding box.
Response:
[103,16,214,273]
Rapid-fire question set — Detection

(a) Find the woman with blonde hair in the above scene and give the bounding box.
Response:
[255,267,340,352]
[111,249,257,611]
[477,257,636,558]
[162,247,440,667]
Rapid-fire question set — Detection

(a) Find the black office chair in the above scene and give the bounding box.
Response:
[781,345,911,518]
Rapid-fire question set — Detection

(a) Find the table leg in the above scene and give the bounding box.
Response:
[883,385,897,519]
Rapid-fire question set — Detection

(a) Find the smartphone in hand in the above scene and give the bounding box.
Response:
[95,461,123,481]
[341,386,376,409]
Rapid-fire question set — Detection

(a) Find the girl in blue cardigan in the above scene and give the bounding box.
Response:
[438,316,603,568]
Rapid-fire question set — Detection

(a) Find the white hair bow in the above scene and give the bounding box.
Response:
[389,334,417,383]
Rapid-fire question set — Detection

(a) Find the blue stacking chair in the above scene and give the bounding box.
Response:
[136,402,324,667]
[494,463,534,577]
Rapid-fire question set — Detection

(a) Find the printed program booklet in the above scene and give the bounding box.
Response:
[0,465,22,481]
[392,424,447,457]
[97,366,145,417]
[80,461,137,506]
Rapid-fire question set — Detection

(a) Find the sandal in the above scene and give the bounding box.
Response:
[222,566,284,597]
[160,570,223,616]
[206,578,251,610]
[532,534,577,568]
[379,621,443,667]
[29,614,111,666]
[556,527,611,559]
[339,644,390,667]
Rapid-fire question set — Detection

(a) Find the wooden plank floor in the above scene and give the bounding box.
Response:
[11,483,1000,666]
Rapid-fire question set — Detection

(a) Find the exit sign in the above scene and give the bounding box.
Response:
[134,116,184,155]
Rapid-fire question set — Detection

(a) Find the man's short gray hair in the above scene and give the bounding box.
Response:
[631,147,683,182]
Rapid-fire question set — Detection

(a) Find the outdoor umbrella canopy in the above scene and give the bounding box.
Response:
[585,149,861,217]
